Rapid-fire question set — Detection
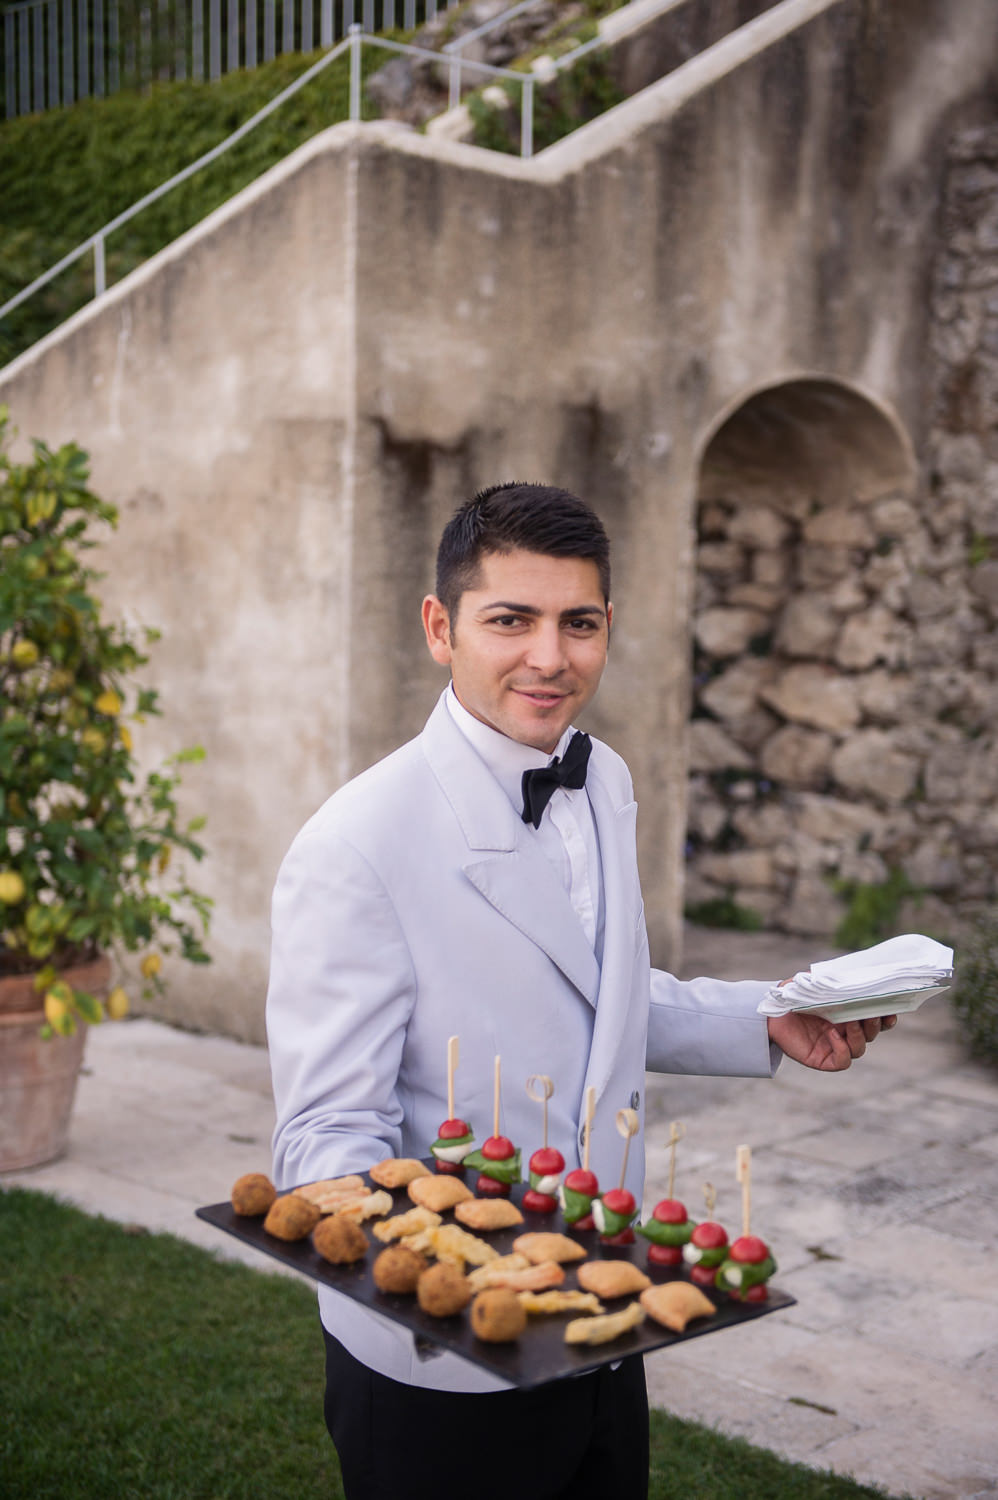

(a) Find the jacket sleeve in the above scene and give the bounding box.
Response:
[266,826,417,1190]
[646,968,780,1077]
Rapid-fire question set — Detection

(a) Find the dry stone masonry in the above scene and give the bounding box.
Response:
[685,126,998,940]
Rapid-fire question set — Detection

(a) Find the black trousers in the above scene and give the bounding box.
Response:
[322,1325,649,1500]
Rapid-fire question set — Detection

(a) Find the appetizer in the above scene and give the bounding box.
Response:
[639,1281,715,1332]
[461,1055,521,1196]
[511,1231,587,1265]
[715,1235,777,1301]
[417,1261,472,1317]
[230,1172,277,1217]
[313,1214,368,1264]
[454,1197,524,1232]
[430,1116,476,1174]
[471,1288,527,1343]
[559,1167,599,1228]
[576,1260,650,1299]
[372,1244,427,1293]
[523,1074,566,1213]
[593,1187,638,1244]
[682,1220,730,1286]
[263,1193,321,1241]
[369,1158,431,1189]
[408,1175,474,1212]
[636,1198,697,1266]
[564,1301,644,1346]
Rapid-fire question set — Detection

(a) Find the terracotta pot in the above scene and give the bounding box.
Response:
[0,955,111,1172]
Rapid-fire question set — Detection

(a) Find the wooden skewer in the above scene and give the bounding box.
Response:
[736,1143,751,1238]
[582,1086,595,1172]
[493,1055,501,1140]
[446,1035,459,1121]
[666,1120,685,1200]
[526,1074,554,1147]
[615,1107,639,1189]
[702,1181,717,1218]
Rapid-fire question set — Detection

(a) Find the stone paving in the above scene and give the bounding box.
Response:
[3,927,996,1499]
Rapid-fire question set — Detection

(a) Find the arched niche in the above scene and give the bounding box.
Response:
[686,376,930,938]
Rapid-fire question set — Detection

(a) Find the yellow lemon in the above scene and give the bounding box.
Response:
[140,953,162,980]
[44,985,72,1028]
[106,986,130,1020]
[11,640,39,669]
[94,690,122,716]
[119,725,133,752]
[0,871,26,904]
[157,845,171,874]
[80,728,106,755]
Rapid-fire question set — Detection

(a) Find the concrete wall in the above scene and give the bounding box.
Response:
[2,0,997,1040]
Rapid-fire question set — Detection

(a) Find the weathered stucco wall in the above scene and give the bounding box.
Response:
[1,0,997,1039]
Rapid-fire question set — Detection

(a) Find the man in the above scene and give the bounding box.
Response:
[266,482,891,1500]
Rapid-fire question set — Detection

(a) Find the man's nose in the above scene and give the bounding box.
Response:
[524,624,568,674]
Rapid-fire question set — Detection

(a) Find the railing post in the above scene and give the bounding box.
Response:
[93,234,106,297]
[448,54,461,110]
[520,72,533,159]
[349,22,361,120]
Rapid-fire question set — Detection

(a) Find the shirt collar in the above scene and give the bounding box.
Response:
[445,685,575,814]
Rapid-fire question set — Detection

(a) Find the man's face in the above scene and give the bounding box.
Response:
[422,549,612,753]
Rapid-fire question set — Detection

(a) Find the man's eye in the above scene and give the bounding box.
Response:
[489,615,521,627]
[567,618,598,631]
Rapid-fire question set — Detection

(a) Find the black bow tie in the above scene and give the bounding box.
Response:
[521,731,592,829]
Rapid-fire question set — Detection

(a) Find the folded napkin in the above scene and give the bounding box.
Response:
[758,933,954,1018]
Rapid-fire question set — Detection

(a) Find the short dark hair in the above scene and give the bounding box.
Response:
[435,482,611,620]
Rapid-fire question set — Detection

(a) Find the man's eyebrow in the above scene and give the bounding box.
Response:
[478,600,606,619]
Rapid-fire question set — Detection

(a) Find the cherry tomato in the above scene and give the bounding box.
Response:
[563,1169,599,1197]
[729,1235,769,1263]
[438,1118,471,1140]
[599,1228,636,1246]
[522,1189,558,1214]
[573,1212,596,1231]
[481,1135,514,1161]
[652,1199,688,1225]
[529,1147,565,1176]
[690,1263,717,1287]
[690,1221,727,1250]
[434,1159,462,1176]
[647,1243,683,1266]
[476,1174,511,1197]
[602,1188,636,1217]
[744,1283,769,1302]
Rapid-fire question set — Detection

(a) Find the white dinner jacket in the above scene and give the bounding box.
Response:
[267,690,775,1391]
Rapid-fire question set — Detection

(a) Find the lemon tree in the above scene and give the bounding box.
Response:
[0,407,211,1036]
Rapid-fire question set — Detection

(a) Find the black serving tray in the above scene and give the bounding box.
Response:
[197,1166,794,1389]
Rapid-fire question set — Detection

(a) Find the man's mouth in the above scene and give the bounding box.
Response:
[514,687,569,705]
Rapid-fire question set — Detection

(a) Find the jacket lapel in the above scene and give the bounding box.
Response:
[420,693,601,1007]
[584,761,645,1095]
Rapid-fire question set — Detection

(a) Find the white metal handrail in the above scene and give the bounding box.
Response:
[0,24,543,327]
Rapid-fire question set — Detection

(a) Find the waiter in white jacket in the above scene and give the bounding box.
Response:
[267,482,892,1500]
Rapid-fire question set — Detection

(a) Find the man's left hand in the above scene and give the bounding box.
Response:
[767,1010,898,1071]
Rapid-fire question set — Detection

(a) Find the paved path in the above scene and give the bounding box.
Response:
[3,927,996,1499]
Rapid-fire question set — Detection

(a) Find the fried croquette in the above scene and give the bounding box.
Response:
[576,1260,651,1299]
[454,1198,524,1232]
[470,1288,527,1343]
[263,1193,321,1241]
[373,1244,428,1294]
[230,1172,277,1216]
[416,1261,472,1317]
[313,1213,368,1264]
[408,1175,474,1212]
[369,1158,432,1189]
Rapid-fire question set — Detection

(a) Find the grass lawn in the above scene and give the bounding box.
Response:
[1,1187,902,1499]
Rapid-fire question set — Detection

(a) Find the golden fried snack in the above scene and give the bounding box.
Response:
[518,1290,605,1316]
[511,1231,587,1265]
[564,1301,645,1346]
[408,1175,474,1212]
[471,1288,527,1343]
[467,1260,565,1292]
[467,1254,530,1291]
[454,1198,524,1232]
[293,1175,365,1206]
[373,1244,428,1294]
[369,1158,432,1189]
[313,1213,368,1264]
[640,1281,716,1332]
[416,1261,472,1317]
[230,1172,277,1216]
[263,1193,321,1241]
[432,1223,500,1268]
[372,1206,442,1243]
[576,1260,651,1299]
[338,1189,393,1222]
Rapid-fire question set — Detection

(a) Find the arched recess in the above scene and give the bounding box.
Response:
[685,376,930,938]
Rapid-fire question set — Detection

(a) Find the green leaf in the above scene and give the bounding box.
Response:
[73,988,104,1024]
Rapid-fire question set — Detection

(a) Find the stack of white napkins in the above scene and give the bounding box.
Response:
[758,933,954,1018]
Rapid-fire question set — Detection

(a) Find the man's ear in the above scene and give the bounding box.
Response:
[422,595,453,665]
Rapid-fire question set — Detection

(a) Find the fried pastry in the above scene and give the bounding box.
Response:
[432,1223,500,1267]
[293,1175,365,1205]
[564,1301,644,1346]
[337,1189,393,1222]
[313,1213,368,1264]
[518,1289,605,1316]
[511,1231,587,1265]
[640,1281,716,1332]
[416,1261,472,1317]
[372,1207,442,1243]
[263,1193,321,1241]
[372,1244,428,1294]
[467,1254,529,1290]
[454,1198,524,1232]
[471,1288,527,1343]
[369,1158,432,1189]
[230,1172,277,1216]
[576,1260,651,1299]
[408,1175,474,1212]
[467,1259,565,1292]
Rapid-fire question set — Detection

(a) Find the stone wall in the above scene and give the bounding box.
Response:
[685,132,998,940]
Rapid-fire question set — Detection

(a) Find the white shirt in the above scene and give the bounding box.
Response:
[445,687,604,957]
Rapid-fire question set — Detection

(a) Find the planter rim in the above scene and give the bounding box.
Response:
[0,954,112,1018]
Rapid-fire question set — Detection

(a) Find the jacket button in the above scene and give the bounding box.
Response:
[629,1090,640,1110]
